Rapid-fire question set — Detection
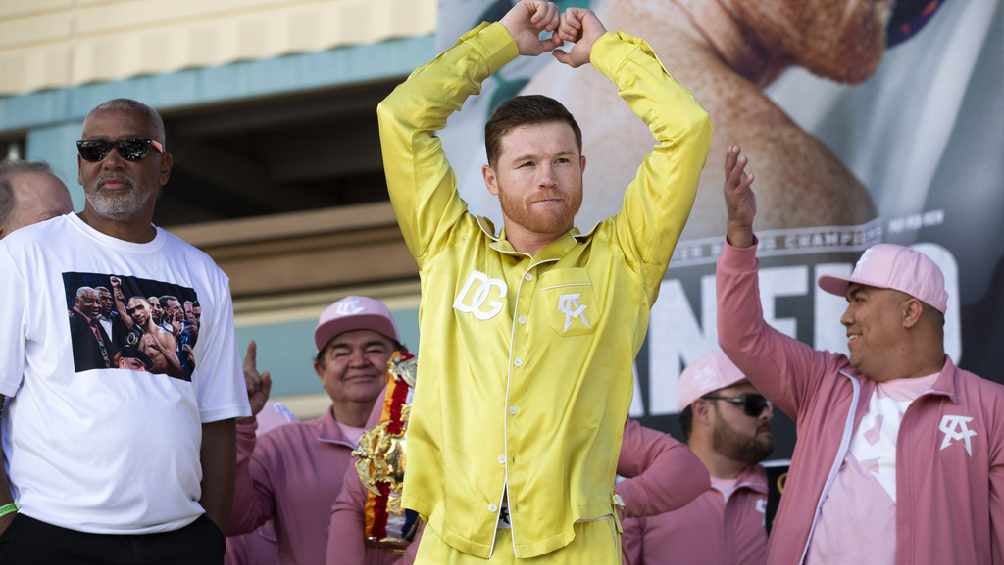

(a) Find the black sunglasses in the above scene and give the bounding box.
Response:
[76,138,164,162]
[701,393,771,418]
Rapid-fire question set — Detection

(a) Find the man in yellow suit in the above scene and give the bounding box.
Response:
[377,1,711,562]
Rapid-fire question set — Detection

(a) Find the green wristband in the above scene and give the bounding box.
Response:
[0,503,17,518]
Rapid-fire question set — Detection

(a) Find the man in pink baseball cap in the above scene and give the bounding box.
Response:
[717,147,1004,565]
[622,352,774,565]
[227,296,405,565]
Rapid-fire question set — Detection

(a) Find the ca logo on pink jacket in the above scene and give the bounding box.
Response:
[939,415,978,456]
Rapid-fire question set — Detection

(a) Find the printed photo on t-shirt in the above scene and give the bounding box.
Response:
[62,272,201,381]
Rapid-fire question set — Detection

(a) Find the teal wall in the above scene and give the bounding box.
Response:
[26,122,85,207]
[235,306,421,398]
[1,34,435,208]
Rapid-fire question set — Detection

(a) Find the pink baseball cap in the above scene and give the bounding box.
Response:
[817,244,948,313]
[314,296,400,351]
[678,352,748,410]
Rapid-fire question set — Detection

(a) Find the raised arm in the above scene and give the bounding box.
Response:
[615,419,709,518]
[226,419,277,536]
[377,1,561,264]
[110,276,133,331]
[553,7,711,303]
[226,343,277,536]
[717,146,839,417]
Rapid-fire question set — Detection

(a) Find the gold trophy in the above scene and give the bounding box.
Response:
[353,351,419,549]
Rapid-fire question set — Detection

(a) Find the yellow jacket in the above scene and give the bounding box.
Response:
[377,22,711,559]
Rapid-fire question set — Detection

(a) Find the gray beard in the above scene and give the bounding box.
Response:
[87,188,154,221]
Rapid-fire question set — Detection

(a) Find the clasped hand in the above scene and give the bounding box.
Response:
[499,1,607,68]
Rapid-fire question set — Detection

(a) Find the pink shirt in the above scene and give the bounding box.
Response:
[717,242,1004,565]
[337,421,366,446]
[622,465,768,565]
[228,408,358,565]
[806,373,938,564]
[710,476,739,501]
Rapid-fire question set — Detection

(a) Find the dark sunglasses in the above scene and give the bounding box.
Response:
[701,393,771,418]
[76,138,164,162]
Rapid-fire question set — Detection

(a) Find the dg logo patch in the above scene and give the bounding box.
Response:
[453,270,508,321]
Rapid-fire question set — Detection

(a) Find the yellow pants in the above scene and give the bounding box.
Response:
[415,517,622,564]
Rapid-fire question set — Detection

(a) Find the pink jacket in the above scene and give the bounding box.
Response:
[616,420,711,519]
[326,419,710,564]
[717,242,1004,565]
[226,522,280,565]
[622,466,767,565]
[229,408,357,565]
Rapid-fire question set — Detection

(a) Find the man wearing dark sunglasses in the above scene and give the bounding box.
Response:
[74,102,171,235]
[622,352,774,565]
[0,99,250,564]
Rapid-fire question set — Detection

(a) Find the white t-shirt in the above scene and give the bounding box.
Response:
[0,214,251,534]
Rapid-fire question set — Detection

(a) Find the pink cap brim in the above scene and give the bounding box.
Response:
[314,314,399,351]
[818,274,894,299]
[678,374,747,410]
[818,275,854,298]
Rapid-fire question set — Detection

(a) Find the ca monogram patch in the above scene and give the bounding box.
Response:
[939,414,977,456]
[557,293,590,331]
[453,270,507,321]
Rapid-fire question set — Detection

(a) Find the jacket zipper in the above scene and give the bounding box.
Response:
[797,372,861,564]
